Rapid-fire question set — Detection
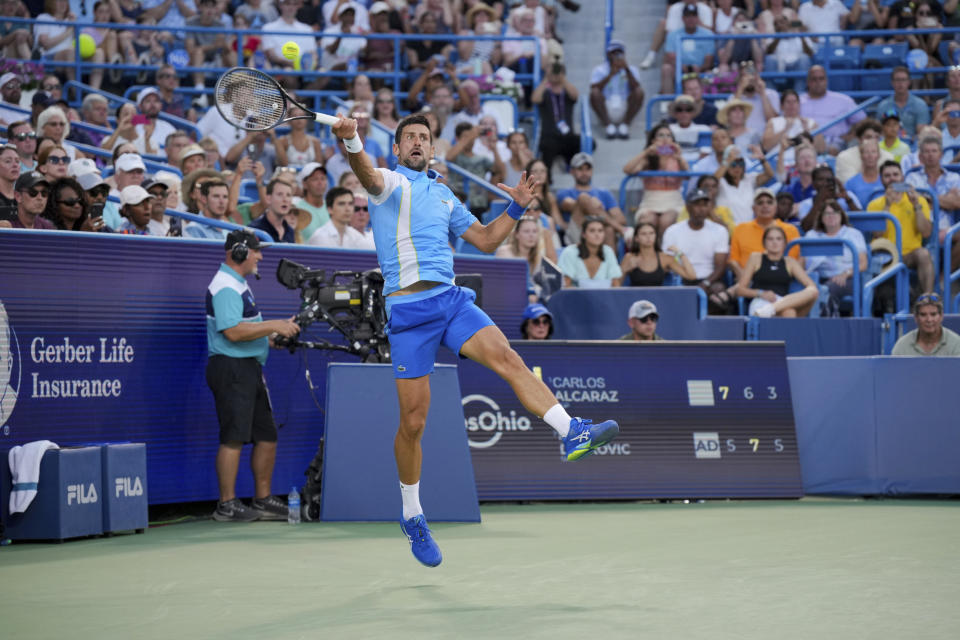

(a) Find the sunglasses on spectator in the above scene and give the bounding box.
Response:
[530,317,551,326]
[43,83,60,91]
[13,131,37,141]
[3,80,21,89]
[157,72,176,79]
[916,293,942,305]
[674,106,694,113]
[88,186,109,198]
[59,197,82,206]
[637,314,659,323]
[731,158,746,167]
[46,155,69,164]
[26,188,49,198]
[354,205,368,211]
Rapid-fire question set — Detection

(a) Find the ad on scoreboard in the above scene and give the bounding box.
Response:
[458,341,803,500]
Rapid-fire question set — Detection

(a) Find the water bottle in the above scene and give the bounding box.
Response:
[287,487,301,524]
[253,49,266,70]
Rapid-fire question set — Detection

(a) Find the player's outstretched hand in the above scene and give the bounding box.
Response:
[331,115,358,141]
[497,172,539,208]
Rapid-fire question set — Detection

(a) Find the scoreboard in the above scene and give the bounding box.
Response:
[458,341,803,500]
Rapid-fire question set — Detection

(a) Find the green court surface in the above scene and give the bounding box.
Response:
[1,499,957,640]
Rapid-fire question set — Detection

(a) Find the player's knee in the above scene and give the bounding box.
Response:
[397,415,426,441]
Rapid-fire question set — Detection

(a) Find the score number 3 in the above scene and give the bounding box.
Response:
[718,386,778,400]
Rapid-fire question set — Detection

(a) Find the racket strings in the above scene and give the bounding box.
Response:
[215,68,286,131]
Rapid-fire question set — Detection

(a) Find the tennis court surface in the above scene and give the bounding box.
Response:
[2,499,957,640]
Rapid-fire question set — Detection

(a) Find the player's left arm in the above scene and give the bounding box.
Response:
[460,172,538,253]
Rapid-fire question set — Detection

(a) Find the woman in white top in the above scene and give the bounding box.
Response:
[762,90,823,163]
[717,98,760,158]
[756,0,799,35]
[275,103,325,168]
[803,199,869,317]
[715,144,775,225]
[558,217,623,288]
[35,0,76,78]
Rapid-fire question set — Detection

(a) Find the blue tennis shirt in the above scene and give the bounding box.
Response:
[368,165,479,295]
[206,264,268,364]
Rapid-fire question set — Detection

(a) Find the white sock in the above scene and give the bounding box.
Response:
[399,481,423,521]
[543,403,573,438]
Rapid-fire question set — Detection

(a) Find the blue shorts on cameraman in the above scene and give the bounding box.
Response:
[386,285,494,379]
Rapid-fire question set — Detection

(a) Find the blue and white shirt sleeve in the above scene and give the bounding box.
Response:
[212,289,244,333]
[449,193,479,238]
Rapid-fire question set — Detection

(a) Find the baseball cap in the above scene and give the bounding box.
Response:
[682,3,699,15]
[337,2,355,15]
[14,171,50,192]
[628,300,658,320]
[120,185,153,206]
[298,161,326,185]
[880,109,900,122]
[179,143,206,165]
[606,39,625,55]
[369,1,390,14]
[67,157,99,178]
[776,190,794,201]
[142,178,168,192]
[687,188,710,203]
[116,153,146,172]
[570,152,593,169]
[0,72,18,89]
[753,187,777,202]
[224,228,263,252]
[522,303,552,320]
[32,91,53,107]
[77,171,106,191]
[136,87,160,105]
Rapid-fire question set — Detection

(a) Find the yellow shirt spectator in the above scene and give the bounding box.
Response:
[867,193,931,255]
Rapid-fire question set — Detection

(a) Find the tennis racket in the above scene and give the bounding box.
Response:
[214,67,360,145]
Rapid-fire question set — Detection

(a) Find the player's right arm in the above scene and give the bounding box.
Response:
[333,116,385,196]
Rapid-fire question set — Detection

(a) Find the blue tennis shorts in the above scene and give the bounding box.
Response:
[386,285,494,379]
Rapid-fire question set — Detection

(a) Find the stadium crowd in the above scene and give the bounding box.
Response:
[1,0,959,327]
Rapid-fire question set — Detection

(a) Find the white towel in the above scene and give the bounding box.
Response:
[8,440,59,514]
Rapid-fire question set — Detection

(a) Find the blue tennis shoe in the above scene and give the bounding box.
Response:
[562,418,620,461]
[400,514,443,567]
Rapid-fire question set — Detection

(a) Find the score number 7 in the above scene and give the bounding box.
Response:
[717,386,778,400]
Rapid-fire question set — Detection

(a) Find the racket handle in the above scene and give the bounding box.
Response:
[314,112,339,127]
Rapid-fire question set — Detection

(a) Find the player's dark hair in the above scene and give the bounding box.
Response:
[325,186,354,210]
[395,114,433,146]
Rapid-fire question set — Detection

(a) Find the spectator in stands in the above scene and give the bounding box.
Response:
[320,4,367,83]
[663,188,731,306]
[139,0,198,52]
[526,157,567,242]
[762,14,815,92]
[762,90,820,163]
[98,103,136,152]
[906,134,960,273]
[680,173,737,234]
[249,177,296,242]
[362,2,399,73]
[623,122,687,235]
[446,122,504,214]
[503,130,534,189]
[440,79,484,142]
[263,0,317,81]
[620,300,662,341]
[142,178,172,236]
[153,64,192,121]
[785,143,818,205]
[184,179,230,240]
[805,200,869,316]
[36,106,77,161]
[373,87,401,135]
[869,160,934,292]
[45,176,97,232]
[304,185,367,249]
[932,67,960,122]
[620,221,696,286]
[519,303,553,340]
[349,192,375,249]
[162,131,191,170]
[718,12,765,74]
[716,144,775,225]
[6,121,37,173]
[10,171,55,230]
[531,62,581,176]
[269,106,324,173]
[0,73,24,125]
[131,88,176,156]
[879,110,911,163]
[637,0,712,70]
[496,210,555,302]
[186,0,237,94]
[235,0,277,28]
[798,0,861,48]
[668,95,711,165]
[35,0,78,81]
[557,152,626,247]
[800,66,864,153]
[798,165,863,232]
[116,184,154,235]
[455,3,501,77]
[680,73,717,127]
[183,167,224,213]
[844,139,883,211]
[903,1,945,71]
[78,95,110,148]
[407,9,454,71]
[661,3,715,94]
[80,1,119,91]
[734,63,781,134]
[178,144,207,176]
[293,162,329,241]
[891,293,960,356]
[736,224,819,317]
[111,151,147,199]
[0,0,32,62]
[688,128,732,193]
[835,119,893,184]
[757,0,799,35]
[502,6,547,72]
[718,98,761,158]
[36,145,69,181]
[589,39,645,141]
[0,144,21,212]
[559,216,622,288]
[874,67,931,141]
[935,98,960,155]
[729,187,801,280]
[226,130,276,182]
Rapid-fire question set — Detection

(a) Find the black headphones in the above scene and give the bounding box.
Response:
[230,237,249,263]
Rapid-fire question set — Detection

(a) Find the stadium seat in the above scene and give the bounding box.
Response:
[787,237,864,316]
[481,201,509,224]
[938,42,958,67]
[816,46,861,92]
[240,180,260,202]
[861,43,908,92]
[481,96,519,133]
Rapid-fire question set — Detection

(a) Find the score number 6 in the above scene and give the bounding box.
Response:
[718,386,778,400]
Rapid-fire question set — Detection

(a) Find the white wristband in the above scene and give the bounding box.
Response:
[343,134,363,154]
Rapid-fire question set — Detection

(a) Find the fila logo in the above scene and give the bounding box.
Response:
[115,477,144,498]
[67,483,98,505]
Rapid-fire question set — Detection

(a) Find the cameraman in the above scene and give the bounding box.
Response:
[206,229,300,522]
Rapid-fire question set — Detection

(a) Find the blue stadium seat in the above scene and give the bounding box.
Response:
[240,180,260,202]
[861,43,908,92]
[481,200,509,224]
[817,46,861,92]
[939,41,958,66]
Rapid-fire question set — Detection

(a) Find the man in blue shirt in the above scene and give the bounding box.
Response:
[557,152,627,247]
[874,66,931,141]
[333,113,620,568]
[205,229,300,522]
[661,3,715,94]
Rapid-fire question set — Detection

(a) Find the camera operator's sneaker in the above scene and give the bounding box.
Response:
[213,498,261,522]
[251,495,288,521]
[562,418,620,461]
[400,514,442,567]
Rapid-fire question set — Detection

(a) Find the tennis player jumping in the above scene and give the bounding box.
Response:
[332,113,619,568]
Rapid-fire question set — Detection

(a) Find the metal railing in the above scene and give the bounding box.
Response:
[786,237,863,316]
